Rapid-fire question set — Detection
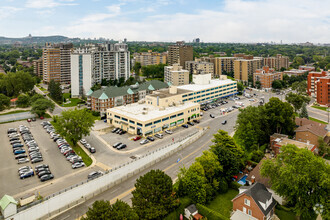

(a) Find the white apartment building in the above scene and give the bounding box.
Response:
[71,43,130,97]
[164,64,189,86]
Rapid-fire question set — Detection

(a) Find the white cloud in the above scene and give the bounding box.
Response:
[0,6,22,19]
[25,0,77,9]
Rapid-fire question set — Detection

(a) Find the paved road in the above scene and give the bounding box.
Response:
[0,112,36,123]
[34,85,64,116]
[307,106,329,123]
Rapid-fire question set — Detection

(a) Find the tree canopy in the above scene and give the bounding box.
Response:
[261,144,330,219]
[132,169,178,219]
[30,98,54,117]
[285,92,311,112]
[0,94,10,111]
[53,108,95,145]
[48,79,63,103]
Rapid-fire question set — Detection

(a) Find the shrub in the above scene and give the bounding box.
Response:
[218,178,229,193]
[229,181,241,190]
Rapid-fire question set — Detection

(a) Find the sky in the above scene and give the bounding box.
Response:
[1,0,330,43]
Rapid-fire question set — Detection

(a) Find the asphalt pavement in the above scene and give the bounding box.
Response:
[0,112,36,123]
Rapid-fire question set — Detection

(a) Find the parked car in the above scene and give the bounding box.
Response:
[116,129,122,134]
[117,144,127,150]
[38,170,52,178]
[133,136,141,141]
[35,168,50,175]
[17,158,29,164]
[165,130,173,134]
[35,164,49,170]
[32,117,36,121]
[222,120,227,125]
[147,136,155,141]
[193,120,200,124]
[20,170,34,179]
[80,139,87,145]
[15,154,28,160]
[87,171,104,180]
[111,128,119,133]
[31,158,43,163]
[40,174,54,182]
[12,143,24,148]
[72,162,85,169]
[14,149,26,155]
[89,147,96,153]
[187,121,194,126]
[140,139,149,145]
[113,142,122,148]
[154,134,163,139]
[210,114,215,118]
[18,166,31,172]
[27,118,32,122]
[181,124,188,128]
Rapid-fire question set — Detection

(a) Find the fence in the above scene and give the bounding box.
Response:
[7,128,207,220]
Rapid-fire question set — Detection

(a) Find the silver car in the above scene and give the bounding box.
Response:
[18,158,29,164]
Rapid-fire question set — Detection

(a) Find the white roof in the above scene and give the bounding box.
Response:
[230,210,258,220]
[177,79,236,92]
[109,102,199,122]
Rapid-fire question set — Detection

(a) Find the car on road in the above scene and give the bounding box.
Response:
[154,134,163,139]
[133,136,141,141]
[187,121,194,126]
[181,124,188,128]
[88,171,104,180]
[40,174,54,182]
[72,162,85,169]
[113,142,122,148]
[116,144,127,150]
[210,114,215,118]
[17,158,29,164]
[165,130,173,135]
[147,136,155,141]
[248,99,255,102]
[20,170,34,179]
[222,120,227,125]
[140,139,149,145]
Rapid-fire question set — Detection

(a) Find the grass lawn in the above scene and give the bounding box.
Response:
[62,93,84,107]
[71,144,93,167]
[226,76,235,80]
[309,117,327,124]
[205,189,238,218]
[91,115,100,122]
[39,87,46,92]
[275,205,297,220]
[311,105,328,112]
[164,197,191,220]
[0,110,30,115]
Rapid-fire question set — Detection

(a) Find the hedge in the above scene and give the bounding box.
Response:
[196,203,229,220]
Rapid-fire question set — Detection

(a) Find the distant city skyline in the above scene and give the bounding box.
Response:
[1,0,330,43]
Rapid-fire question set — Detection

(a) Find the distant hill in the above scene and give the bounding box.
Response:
[0,35,81,45]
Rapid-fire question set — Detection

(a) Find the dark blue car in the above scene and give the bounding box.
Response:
[14,149,26,155]
[20,170,34,179]
[12,144,23,148]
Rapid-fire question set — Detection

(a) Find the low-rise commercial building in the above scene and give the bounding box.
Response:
[164,64,189,86]
[107,86,200,136]
[253,66,283,89]
[87,80,168,116]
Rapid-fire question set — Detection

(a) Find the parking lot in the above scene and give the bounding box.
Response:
[0,120,80,197]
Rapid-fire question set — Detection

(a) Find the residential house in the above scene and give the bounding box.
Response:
[295,118,329,147]
[184,204,203,220]
[231,183,276,220]
[0,195,17,218]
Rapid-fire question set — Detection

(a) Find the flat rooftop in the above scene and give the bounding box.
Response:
[148,88,190,98]
[109,101,199,122]
[177,79,236,92]
[275,138,315,151]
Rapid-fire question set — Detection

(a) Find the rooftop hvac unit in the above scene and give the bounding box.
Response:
[143,107,148,110]
[142,111,148,115]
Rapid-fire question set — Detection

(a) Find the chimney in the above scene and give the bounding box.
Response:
[251,175,255,184]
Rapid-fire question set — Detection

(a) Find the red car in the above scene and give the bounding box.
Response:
[40,116,44,120]
[133,136,141,141]
[27,118,32,122]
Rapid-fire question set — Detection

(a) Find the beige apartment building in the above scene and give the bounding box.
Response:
[185,60,214,76]
[107,86,201,136]
[168,41,193,67]
[133,50,167,66]
[33,58,43,78]
[263,54,289,70]
[199,56,237,78]
[42,43,73,84]
[234,56,263,82]
[164,64,189,86]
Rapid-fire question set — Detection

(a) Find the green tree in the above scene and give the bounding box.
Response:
[265,97,295,135]
[48,79,63,103]
[210,130,245,182]
[261,144,330,219]
[133,62,142,75]
[52,108,95,145]
[285,92,311,112]
[318,137,330,157]
[31,98,55,117]
[177,162,208,204]
[16,94,30,107]
[237,82,244,94]
[255,81,261,89]
[132,169,178,219]
[292,81,308,95]
[82,200,111,220]
[30,93,45,103]
[299,102,309,119]
[272,79,283,90]
[110,200,139,220]
[0,94,10,111]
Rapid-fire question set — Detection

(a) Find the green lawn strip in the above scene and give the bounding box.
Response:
[311,105,328,112]
[309,117,327,124]
[205,189,238,218]
[0,110,30,115]
[63,93,71,99]
[62,98,82,107]
[71,144,93,167]
[275,204,297,220]
[164,197,191,220]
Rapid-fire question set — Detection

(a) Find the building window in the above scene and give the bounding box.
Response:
[129,120,135,124]
[145,122,152,127]
[115,115,120,119]
[137,123,143,127]
[122,117,128,122]
[154,119,161,124]
[248,209,252,216]
[170,115,177,119]
[244,199,250,206]
[162,117,169,121]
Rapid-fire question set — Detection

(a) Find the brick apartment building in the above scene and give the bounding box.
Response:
[263,54,289,70]
[168,41,193,67]
[307,71,330,105]
[231,183,276,220]
[253,66,283,89]
[87,80,168,116]
[234,55,263,82]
